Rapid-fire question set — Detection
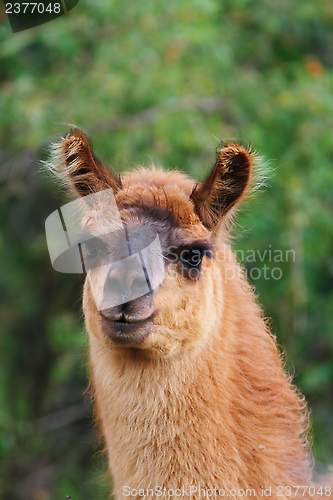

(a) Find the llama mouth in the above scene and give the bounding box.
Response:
[100,315,154,346]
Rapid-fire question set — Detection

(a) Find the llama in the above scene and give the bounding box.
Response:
[47,129,331,500]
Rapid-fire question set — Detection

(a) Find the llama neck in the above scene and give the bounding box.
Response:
[90,339,245,491]
[90,341,227,435]
[88,275,312,493]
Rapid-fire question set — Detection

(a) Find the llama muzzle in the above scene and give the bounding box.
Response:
[100,292,156,346]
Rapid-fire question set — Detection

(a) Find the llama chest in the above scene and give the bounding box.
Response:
[96,366,247,497]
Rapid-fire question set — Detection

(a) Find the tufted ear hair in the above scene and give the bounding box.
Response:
[190,143,255,230]
[47,128,122,197]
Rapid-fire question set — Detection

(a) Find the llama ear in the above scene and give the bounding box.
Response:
[190,144,253,229]
[48,128,122,197]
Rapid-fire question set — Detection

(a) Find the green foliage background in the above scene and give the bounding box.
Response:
[0,1,333,498]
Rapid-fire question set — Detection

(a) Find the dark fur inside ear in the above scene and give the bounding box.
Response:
[190,143,253,229]
[48,128,122,197]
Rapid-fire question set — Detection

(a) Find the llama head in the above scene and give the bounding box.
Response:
[48,129,255,358]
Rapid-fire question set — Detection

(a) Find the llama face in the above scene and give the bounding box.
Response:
[49,129,255,358]
[83,177,219,356]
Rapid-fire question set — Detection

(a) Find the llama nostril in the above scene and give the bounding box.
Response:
[104,266,150,307]
[130,275,149,294]
[106,276,119,293]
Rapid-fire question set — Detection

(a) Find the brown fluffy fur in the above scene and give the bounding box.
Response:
[48,129,332,499]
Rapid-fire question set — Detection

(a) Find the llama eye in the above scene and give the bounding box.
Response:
[164,242,213,277]
[83,241,99,257]
[82,244,99,264]
[81,238,108,268]
[180,245,213,270]
[181,248,204,268]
